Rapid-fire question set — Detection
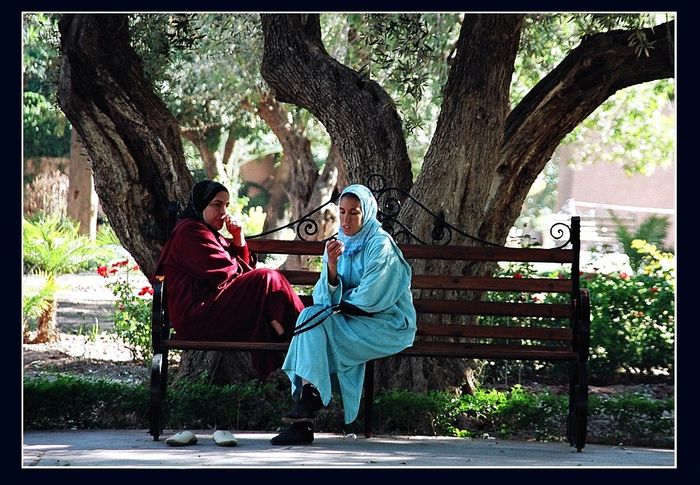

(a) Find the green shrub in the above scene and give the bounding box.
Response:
[582,266,674,377]
[495,385,568,441]
[23,213,104,274]
[22,272,58,334]
[481,241,675,384]
[23,375,674,448]
[373,389,460,436]
[24,375,149,429]
[611,213,672,272]
[97,259,153,362]
[589,392,674,447]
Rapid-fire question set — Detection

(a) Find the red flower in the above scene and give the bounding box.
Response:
[112,259,129,268]
[513,272,523,279]
[132,265,140,271]
[619,272,630,280]
[650,287,659,293]
[97,266,109,277]
[138,286,154,296]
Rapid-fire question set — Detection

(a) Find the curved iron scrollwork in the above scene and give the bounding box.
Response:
[369,174,506,247]
[247,198,339,241]
[244,173,572,248]
[548,222,573,249]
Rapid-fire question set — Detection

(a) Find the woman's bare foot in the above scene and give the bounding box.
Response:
[270,319,285,336]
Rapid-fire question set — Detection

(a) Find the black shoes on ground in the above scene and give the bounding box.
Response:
[282,383,323,423]
[270,422,314,446]
[282,402,317,423]
[271,384,323,446]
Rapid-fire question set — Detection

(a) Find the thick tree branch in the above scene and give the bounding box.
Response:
[260,13,412,192]
[479,20,675,241]
[405,14,524,242]
[57,14,192,277]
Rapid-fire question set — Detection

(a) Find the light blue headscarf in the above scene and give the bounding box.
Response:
[337,184,382,257]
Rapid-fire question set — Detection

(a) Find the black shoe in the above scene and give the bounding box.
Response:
[282,401,317,423]
[270,422,314,446]
[282,383,323,423]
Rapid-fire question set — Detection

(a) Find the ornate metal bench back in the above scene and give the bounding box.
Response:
[167,174,576,250]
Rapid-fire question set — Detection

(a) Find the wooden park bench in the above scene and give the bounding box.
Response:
[149,176,590,451]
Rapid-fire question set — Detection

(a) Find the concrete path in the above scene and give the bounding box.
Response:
[22,429,675,468]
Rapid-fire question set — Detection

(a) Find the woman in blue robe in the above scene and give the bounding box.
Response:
[271,184,417,445]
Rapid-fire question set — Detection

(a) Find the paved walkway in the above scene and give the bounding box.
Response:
[22,429,675,468]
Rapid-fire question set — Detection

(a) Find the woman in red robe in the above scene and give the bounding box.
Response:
[154,180,305,378]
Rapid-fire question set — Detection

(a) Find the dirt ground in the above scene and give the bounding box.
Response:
[23,272,151,384]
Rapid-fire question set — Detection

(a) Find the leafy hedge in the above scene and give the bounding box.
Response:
[23,375,674,448]
[481,240,675,384]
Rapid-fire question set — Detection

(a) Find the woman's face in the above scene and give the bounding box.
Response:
[339,194,363,236]
[202,190,230,230]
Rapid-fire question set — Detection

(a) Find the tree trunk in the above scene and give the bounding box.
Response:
[260,14,413,194]
[284,142,343,269]
[57,14,193,278]
[33,299,59,344]
[181,128,226,182]
[253,93,319,237]
[67,129,98,239]
[174,350,257,385]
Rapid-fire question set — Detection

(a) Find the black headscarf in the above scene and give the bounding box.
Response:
[179,180,229,223]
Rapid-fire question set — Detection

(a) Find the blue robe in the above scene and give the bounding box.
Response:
[281,227,417,424]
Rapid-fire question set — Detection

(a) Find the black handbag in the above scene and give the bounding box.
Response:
[291,302,373,336]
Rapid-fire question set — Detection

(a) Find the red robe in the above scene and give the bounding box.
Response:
[154,219,305,377]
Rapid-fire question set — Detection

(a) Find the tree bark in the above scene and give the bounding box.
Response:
[67,129,98,239]
[253,92,319,235]
[33,299,59,344]
[181,128,225,181]
[57,14,193,278]
[260,14,413,194]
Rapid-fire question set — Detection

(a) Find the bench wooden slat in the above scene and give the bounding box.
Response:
[386,244,574,263]
[410,275,572,292]
[296,297,570,317]
[415,322,572,341]
[165,339,575,361]
[166,340,290,351]
[413,300,572,318]
[403,341,577,360]
[248,239,325,255]
[281,270,573,293]
[247,239,575,263]
[279,270,322,285]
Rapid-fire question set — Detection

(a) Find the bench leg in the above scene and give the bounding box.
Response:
[149,351,169,441]
[574,361,589,452]
[566,359,589,452]
[363,360,375,438]
[566,360,576,447]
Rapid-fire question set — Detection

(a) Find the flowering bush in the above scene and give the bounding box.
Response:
[481,241,675,384]
[581,241,674,378]
[98,259,153,362]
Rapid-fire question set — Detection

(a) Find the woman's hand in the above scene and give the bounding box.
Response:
[224,214,245,247]
[325,238,344,285]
